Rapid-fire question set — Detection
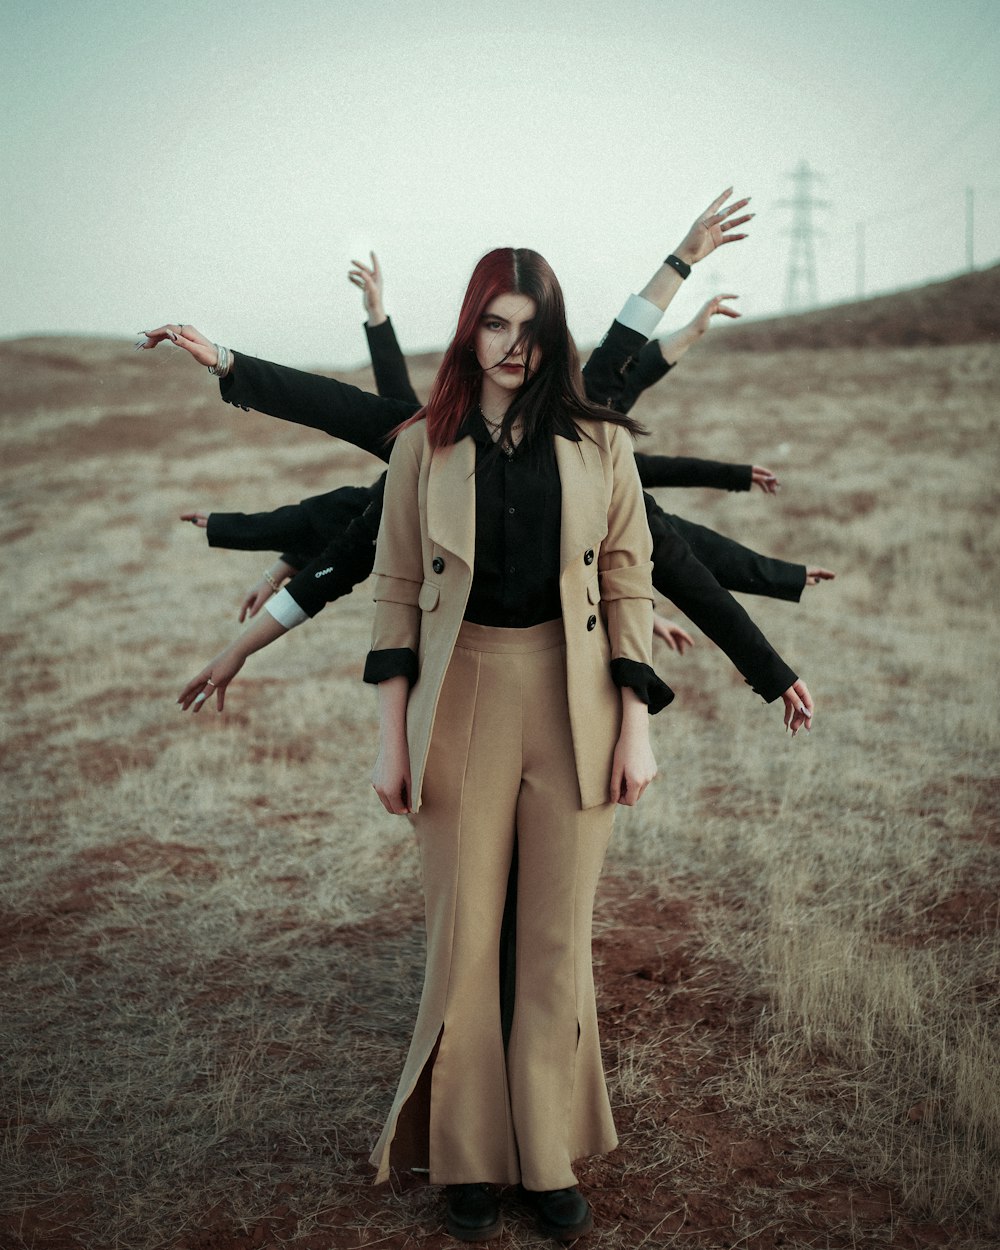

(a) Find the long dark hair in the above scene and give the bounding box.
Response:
[398,248,647,450]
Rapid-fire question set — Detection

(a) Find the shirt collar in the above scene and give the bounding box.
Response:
[459,407,582,447]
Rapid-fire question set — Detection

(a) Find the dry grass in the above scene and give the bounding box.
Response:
[1,332,998,1248]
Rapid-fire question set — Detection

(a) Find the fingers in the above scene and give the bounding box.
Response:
[713,196,751,224]
[672,627,695,655]
[178,672,217,713]
[702,186,734,217]
[720,211,753,231]
[179,511,208,528]
[806,567,836,585]
[609,760,624,806]
[373,778,411,815]
[751,466,780,494]
[782,682,814,735]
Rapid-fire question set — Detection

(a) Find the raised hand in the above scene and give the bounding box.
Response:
[674,188,754,266]
[690,293,741,336]
[135,323,219,367]
[805,567,836,587]
[348,252,386,326]
[653,614,695,655]
[780,679,814,735]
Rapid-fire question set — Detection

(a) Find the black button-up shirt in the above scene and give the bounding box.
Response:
[463,412,574,628]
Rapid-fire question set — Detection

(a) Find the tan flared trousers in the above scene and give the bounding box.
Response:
[370,619,620,1190]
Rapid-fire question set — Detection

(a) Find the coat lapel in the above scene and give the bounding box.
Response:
[556,433,608,572]
[426,435,477,571]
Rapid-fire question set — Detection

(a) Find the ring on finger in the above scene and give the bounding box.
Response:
[205,679,215,686]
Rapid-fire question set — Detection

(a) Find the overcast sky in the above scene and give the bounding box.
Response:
[3,0,998,366]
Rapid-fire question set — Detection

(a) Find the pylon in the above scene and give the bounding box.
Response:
[777,160,829,310]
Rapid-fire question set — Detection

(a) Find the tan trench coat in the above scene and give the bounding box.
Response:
[370,417,657,811]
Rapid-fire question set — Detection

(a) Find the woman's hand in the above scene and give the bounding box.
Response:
[610,689,658,806]
[805,567,836,587]
[177,645,246,714]
[239,577,276,622]
[690,293,741,336]
[750,466,780,494]
[653,614,695,655]
[135,323,219,367]
[372,736,412,815]
[180,510,209,529]
[238,559,295,622]
[348,252,386,327]
[674,188,753,266]
[780,679,814,735]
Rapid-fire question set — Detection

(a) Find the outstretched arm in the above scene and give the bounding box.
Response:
[178,611,288,714]
[137,322,416,463]
[645,503,814,730]
[584,189,752,412]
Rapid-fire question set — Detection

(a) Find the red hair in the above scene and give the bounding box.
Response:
[393,248,644,450]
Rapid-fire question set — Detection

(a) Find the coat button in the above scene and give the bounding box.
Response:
[584,549,595,565]
[432,556,445,574]
[586,615,597,631]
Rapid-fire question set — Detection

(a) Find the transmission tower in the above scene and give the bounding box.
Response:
[777,160,829,310]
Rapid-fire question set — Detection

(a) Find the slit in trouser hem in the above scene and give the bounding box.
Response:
[370,1026,443,1184]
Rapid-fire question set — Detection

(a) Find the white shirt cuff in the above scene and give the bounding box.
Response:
[616,294,663,339]
[265,588,309,630]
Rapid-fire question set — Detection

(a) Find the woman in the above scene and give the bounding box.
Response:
[360,244,665,1242]
[165,192,813,1242]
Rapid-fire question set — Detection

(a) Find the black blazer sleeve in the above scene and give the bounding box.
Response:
[636,452,752,492]
[219,354,418,464]
[616,339,672,413]
[364,318,420,405]
[282,474,387,617]
[666,513,806,603]
[644,496,797,702]
[581,319,649,411]
[206,504,319,557]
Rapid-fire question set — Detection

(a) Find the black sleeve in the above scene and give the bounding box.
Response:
[281,475,387,617]
[644,496,797,702]
[636,453,752,492]
[666,513,807,603]
[206,504,319,555]
[220,354,418,464]
[616,339,673,413]
[581,319,649,412]
[364,318,420,405]
[609,659,673,714]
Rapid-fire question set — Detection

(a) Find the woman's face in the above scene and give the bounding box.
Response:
[474,293,540,395]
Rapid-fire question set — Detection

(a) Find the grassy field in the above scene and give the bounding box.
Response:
[1,327,998,1249]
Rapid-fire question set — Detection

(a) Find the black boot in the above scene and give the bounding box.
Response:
[444,1184,503,1242]
[525,1186,593,1241]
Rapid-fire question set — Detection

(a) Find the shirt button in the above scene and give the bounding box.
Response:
[509,565,516,574]
[508,507,515,514]
[584,549,595,565]
[432,556,445,574]
[587,615,597,631]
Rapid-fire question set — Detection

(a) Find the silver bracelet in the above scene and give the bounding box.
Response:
[207,343,231,377]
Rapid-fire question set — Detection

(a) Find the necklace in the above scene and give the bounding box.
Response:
[478,405,522,456]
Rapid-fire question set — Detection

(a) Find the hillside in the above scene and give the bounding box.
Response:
[709,262,1000,351]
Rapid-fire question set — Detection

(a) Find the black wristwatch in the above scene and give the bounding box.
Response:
[663,253,691,280]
